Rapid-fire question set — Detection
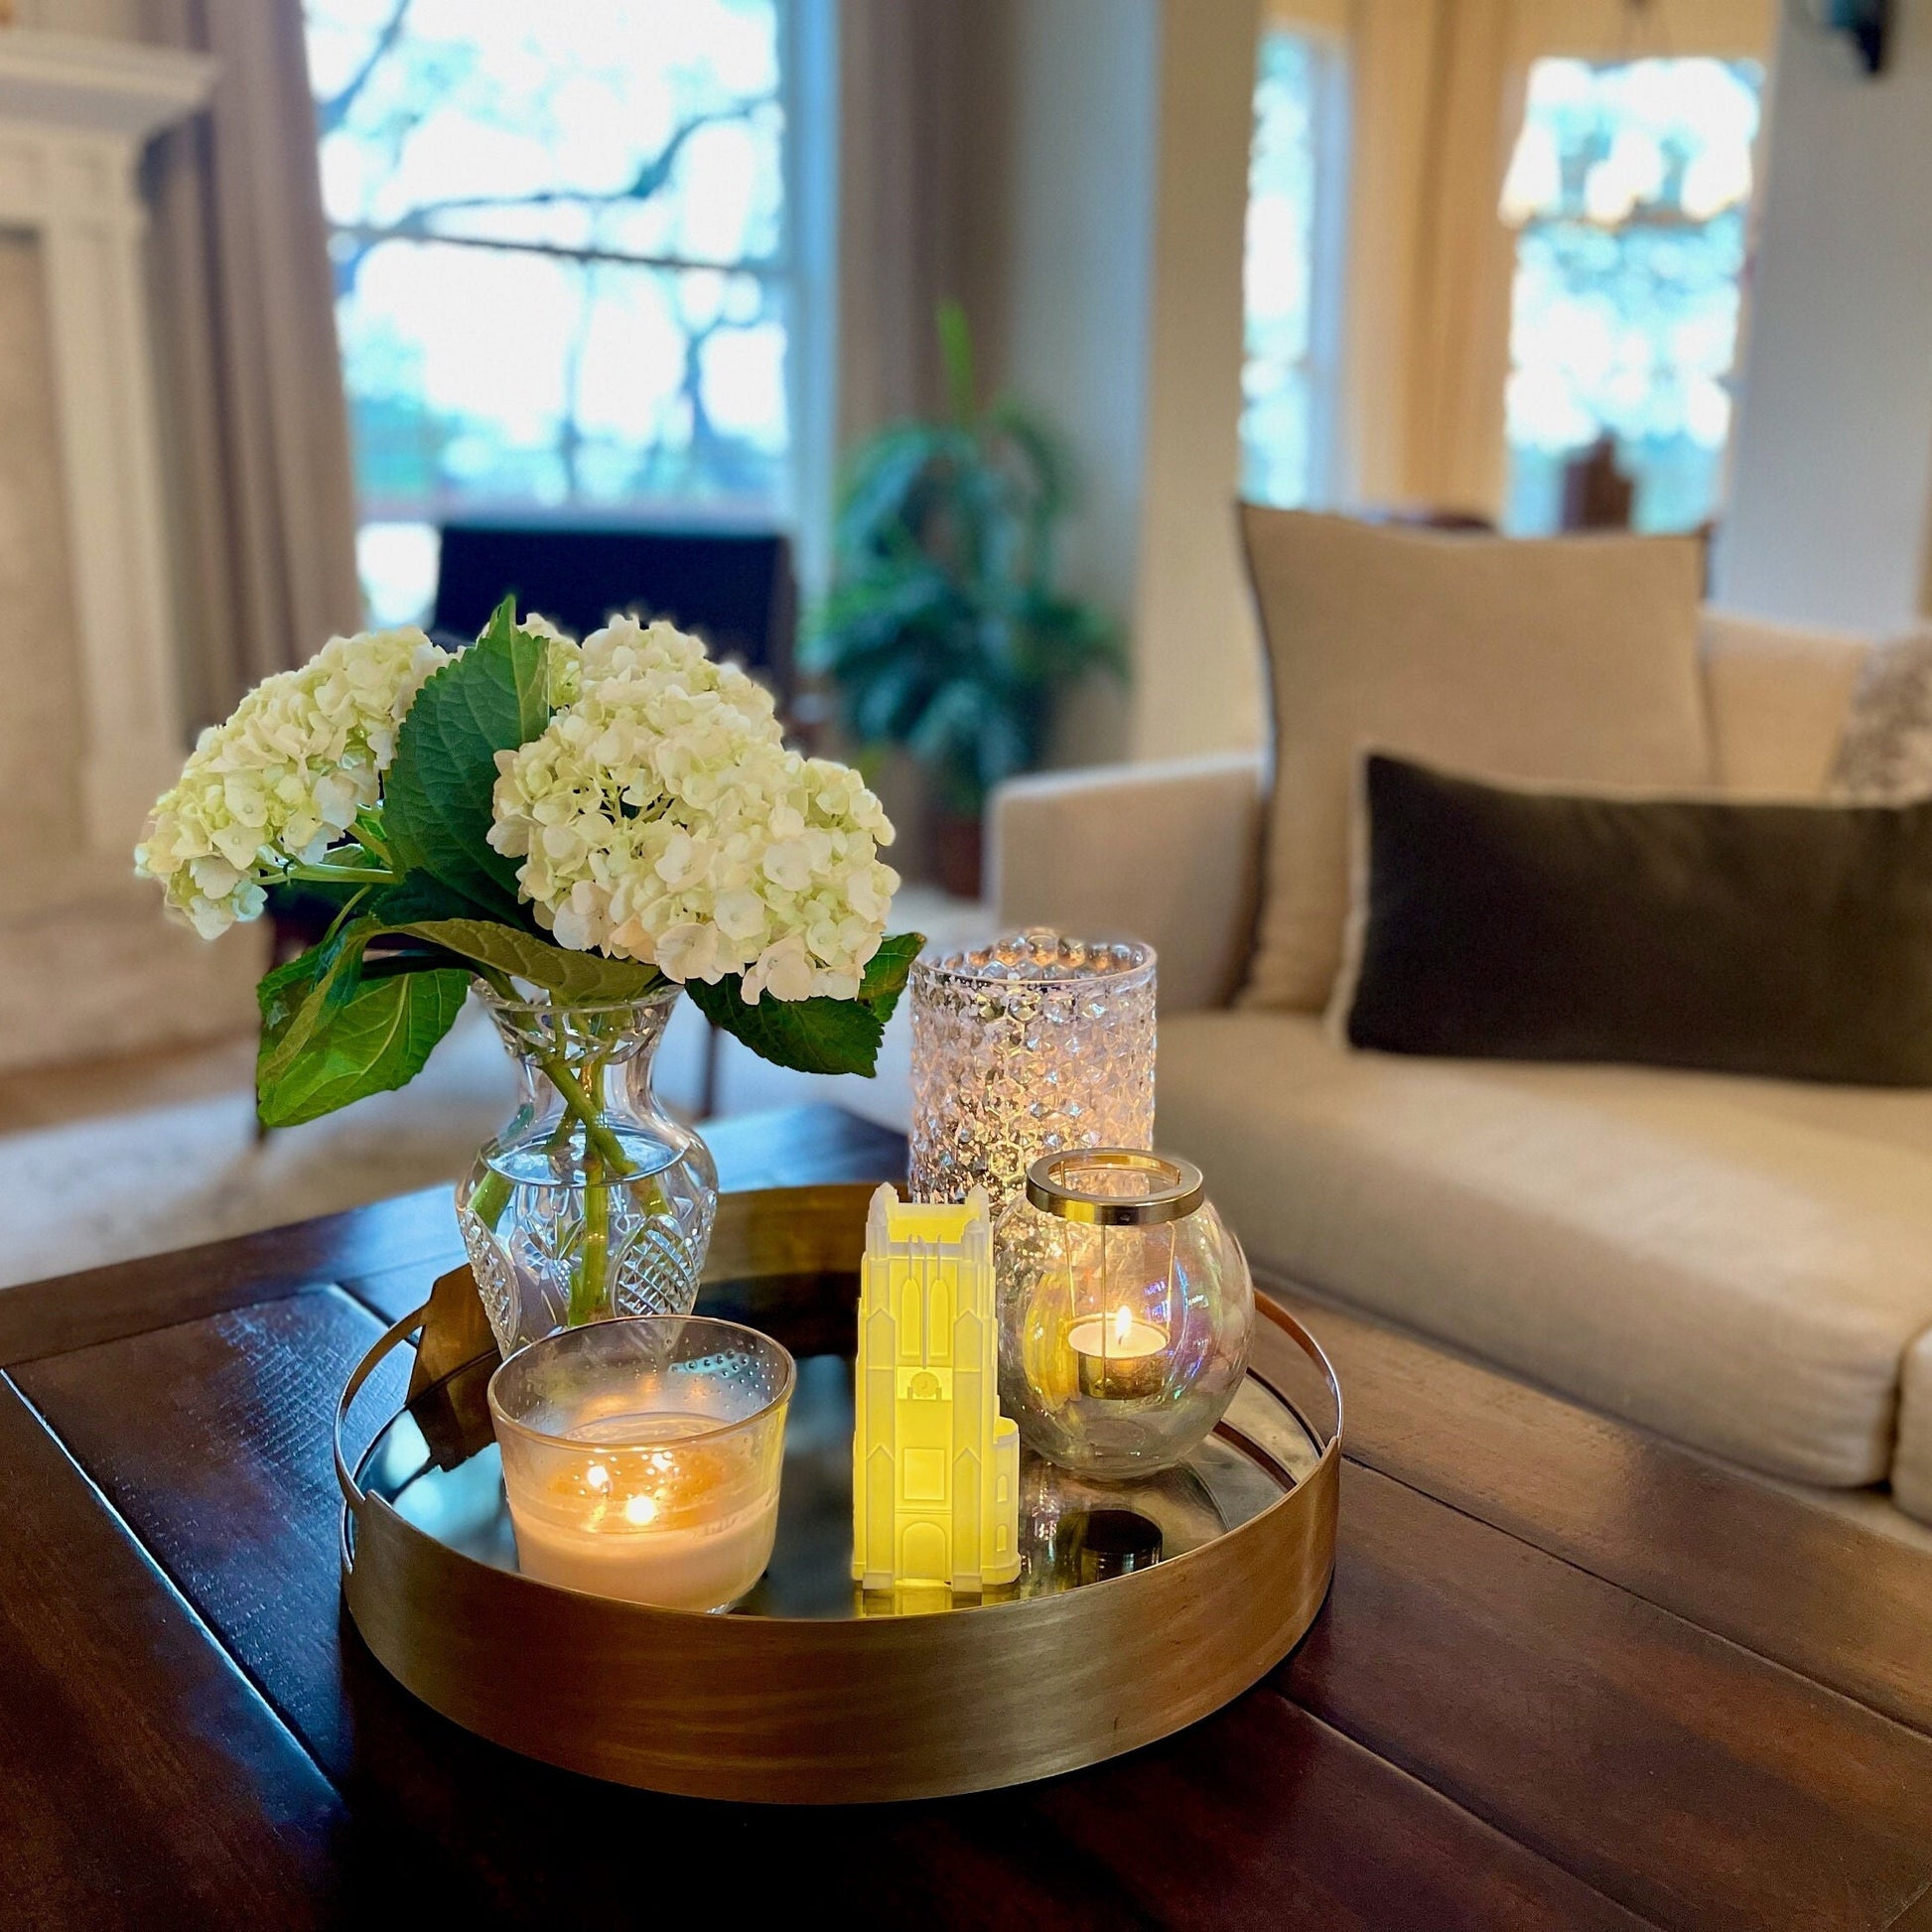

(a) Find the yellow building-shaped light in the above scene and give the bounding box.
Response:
[853,1184,1021,1592]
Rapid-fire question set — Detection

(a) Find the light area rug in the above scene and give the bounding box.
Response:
[0,1006,517,1288]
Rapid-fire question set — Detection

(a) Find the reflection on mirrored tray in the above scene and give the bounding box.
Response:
[357,1352,1317,1622]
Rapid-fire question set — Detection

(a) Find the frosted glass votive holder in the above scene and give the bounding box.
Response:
[487,1315,793,1613]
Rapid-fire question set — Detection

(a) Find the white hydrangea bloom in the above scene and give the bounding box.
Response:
[135,626,449,938]
[489,616,898,1003]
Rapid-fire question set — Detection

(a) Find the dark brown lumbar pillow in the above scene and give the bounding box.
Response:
[1339,753,1932,1086]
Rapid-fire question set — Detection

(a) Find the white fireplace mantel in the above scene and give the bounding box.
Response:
[0,30,217,856]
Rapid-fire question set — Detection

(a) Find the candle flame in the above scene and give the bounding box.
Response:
[1113,1305,1133,1346]
[623,1493,658,1526]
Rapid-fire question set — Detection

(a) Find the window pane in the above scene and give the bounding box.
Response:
[307,0,785,265]
[1241,30,1323,509]
[1502,58,1761,535]
[338,238,789,520]
[357,520,441,626]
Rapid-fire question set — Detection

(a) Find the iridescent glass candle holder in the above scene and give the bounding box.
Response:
[487,1315,793,1612]
[995,1150,1253,1479]
[908,929,1156,1213]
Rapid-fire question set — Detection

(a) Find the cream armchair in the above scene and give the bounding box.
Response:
[991,750,1267,1016]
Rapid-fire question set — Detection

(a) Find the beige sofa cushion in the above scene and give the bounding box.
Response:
[1892,1327,1932,1521]
[1239,510,1711,1010]
[1896,1334,1932,1521]
[1700,610,1867,799]
[1157,1009,1932,1495]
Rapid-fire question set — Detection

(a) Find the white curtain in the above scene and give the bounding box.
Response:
[1296,0,1774,518]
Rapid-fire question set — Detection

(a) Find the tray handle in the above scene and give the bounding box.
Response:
[335,1304,432,1556]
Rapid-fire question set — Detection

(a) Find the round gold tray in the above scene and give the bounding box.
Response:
[335,1183,1341,1804]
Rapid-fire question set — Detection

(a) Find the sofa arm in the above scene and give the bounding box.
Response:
[989,752,1267,1013]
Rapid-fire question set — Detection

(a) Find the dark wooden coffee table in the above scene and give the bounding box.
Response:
[3,1101,1929,1929]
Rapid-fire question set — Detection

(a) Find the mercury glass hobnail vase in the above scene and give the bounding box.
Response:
[908,929,1157,1213]
[456,984,719,1358]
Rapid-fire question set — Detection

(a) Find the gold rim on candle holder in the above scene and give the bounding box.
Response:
[1024,1149,1206,1226]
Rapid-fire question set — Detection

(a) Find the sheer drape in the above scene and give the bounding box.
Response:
[141,0,361,730]
[1297,0,1772,519]
[835,0,1003,445]
[1332,0,1521,519]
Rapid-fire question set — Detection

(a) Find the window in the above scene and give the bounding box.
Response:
[303,0,813,624]
[1240,27,1346,510]
[1500,58,1762,535]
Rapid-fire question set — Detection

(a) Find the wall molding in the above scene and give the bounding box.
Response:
[0,30,215,854]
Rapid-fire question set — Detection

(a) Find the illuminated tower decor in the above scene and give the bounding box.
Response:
[853,1184,1022,1593]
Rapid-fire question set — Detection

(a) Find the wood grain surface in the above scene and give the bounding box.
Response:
[1261,1276,1932,1737]
[0,1380,346,1929]
[4,1103,1930,1928]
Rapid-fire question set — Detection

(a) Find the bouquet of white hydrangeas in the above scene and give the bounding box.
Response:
[137,599,916,1130]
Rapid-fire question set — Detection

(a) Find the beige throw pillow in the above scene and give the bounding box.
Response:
[1239,508,1712,1011]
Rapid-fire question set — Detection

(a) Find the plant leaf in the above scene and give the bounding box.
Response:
[370,869,492,926]
[381,595,549,921]
[256,966,469,1128]
[480,592,554,744]
[859,931,922,1017]
[683,931,926,1077]
[255,917,380,1090]
[684,978,889,1076]
[396,918,665,1003]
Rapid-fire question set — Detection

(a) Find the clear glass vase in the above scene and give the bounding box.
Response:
[457,984,719,1358]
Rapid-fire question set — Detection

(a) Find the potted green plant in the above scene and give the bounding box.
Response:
[804,304,1123,898]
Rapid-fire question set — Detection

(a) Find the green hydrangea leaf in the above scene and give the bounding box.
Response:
[858,931,923,1015]
[370,870,490,927]
[395,918,665,1003]
[683,977,886,1075]
[683,931,926,1077]
[381,595,548,921]
[483,594,555,743]
[254,916,380,1090]
[256,964,469,1128]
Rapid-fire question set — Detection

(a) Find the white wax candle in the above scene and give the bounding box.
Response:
[1065,1311,1169,1361]
[503,1409,778,1613]
[508,1493,778,1613]
[1066,1308,1169,1399]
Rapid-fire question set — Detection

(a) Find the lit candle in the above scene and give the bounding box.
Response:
[490,1319,793,1617]
[1066,1305,1169,1399]
[503,1412,780,1614]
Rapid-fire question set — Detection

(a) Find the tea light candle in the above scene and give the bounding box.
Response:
[1067,1306,1169,1399]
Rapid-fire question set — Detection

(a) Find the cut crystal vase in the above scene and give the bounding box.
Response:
[456,984,719,1358]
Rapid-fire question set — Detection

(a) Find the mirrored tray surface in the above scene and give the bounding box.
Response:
[355,1350,1324,1619]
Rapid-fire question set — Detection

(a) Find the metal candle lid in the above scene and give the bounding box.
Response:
[1024,1150,1205,1227]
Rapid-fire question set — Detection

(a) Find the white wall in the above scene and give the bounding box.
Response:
[1129,0,1266,759]
[1718,1,1932,631]
[998,0,1162,767]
